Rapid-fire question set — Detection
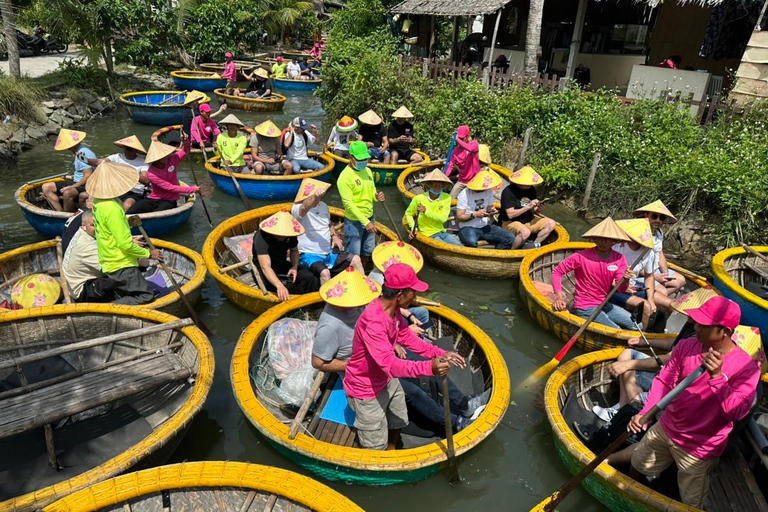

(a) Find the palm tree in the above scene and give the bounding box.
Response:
[524,0,543,74]
[1,0,20,77]
[258,0,314,45]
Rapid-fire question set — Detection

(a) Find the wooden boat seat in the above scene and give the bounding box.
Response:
[307,375,358,448]
[706,446,768,512]
[0,351,192,440]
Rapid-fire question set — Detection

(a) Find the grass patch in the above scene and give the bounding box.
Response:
[0,76,47,123]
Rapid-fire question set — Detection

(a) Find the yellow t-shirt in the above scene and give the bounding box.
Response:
[405,192,452,237]
[337,165,376,223]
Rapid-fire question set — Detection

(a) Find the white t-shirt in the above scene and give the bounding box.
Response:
[292,201,331,255]
[613,242,654,280]
[62,228,102,299]
[287,62,301,78]
[326,127,359,152]
[652,229,664,272]
[457,188,494,229]
[287,130,316,160]
[107,153,148,194]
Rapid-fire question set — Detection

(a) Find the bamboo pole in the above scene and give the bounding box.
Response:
[485,8,504,88]
[565,0,588,80]
[581,152,601,210]
[289,371,325,439]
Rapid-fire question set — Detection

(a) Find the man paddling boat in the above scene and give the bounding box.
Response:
[222,51,237,94]
[127,140,199,214]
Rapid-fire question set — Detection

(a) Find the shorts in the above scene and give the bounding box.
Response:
[120,191,144,203]
[347,379,409,450]
[226,80,237,89]
[223,164,250,174]
[368,147,390,161]
[299,251,353,277]
[55,180,85,195]
[501,217,552,236]
[393,147,414,161]
[609,289,647,308]
[630,350,656,392]
[343,218,376,257]
[256,161,283,174]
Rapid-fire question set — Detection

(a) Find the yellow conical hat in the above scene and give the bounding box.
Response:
[359,109,382,125]
[219,114,244,127]
[417,168,452,185]
[615,219,654,249]
[372,241,424,273]
[478,144,492,165]
[582,217,632,242]
[467,169,503,191]
[255,68,269,79]
[732,326,766,371]
[670,286,719,315]
[210,72,222,79]
[11,274,61,308]
[259,210,305,237]
[294,178,331,203]
[392,105,414,119]
[85,161,140,199]
[183,90,206,105]
[509,165,544,186]
[144,140,177,164]
[114,135,147,154]
[54,128,86,151]
[255,120,281,137]
[633,200,677,224]
[320,266,381,307]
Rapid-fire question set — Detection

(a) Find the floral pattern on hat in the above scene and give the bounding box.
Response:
[365,277,379,293]
[261,217,278,228]
[291,219,302,233]
[325,282,348,299]
[71,132,81,142]
[408,246,422,261]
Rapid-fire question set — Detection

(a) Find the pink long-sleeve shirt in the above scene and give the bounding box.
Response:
[343,298,446,400]
[191,116,220,145]
[147,146,196,201]
[551,248,628,309]
[222,60,237,81]
[640,337,760,459]
[447,138,480,183]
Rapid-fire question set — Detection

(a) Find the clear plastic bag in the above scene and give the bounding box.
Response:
[267,317,318,406]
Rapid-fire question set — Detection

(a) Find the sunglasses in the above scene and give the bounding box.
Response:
[646,213,667,221]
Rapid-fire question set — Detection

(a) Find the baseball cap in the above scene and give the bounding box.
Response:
[291,117,308,130]
[277,56,284,62]
[225,51,233,58]
[457,125,470,138]
[199,103,212,113]
[383,263,428,293]
[685,295,740,332]
[348,140,371,161]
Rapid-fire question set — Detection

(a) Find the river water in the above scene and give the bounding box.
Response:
[0,90,607,512]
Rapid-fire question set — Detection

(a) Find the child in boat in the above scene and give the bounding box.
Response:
[455,170,516,249]
[215,114,249,174]
[634,200,686,295]
[43,129,97,212]
[497,165,557,249]
[127,139,199,214]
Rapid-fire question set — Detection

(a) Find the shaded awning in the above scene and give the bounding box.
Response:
[389,0,513,16]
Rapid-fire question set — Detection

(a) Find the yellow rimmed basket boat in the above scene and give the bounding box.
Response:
[325,148,431,185]
[203,203,398,316]
[0,239,206,318]
[519,242,712,352]
[544,348,768,512]
[200,61,256,80]
[213,88,287,112]
[170,70,226,91]
[0,304,214,512]
[41,461,365,512]
[231,293,510,485]
[712,246,768,346]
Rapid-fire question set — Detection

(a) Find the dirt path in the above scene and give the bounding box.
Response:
[1,49,83,79]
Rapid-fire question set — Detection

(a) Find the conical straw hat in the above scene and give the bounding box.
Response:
[114,135,147,154]
[615,219,654,249]
[417,168,452,185]
[372,241,424,273]
[467,169,503,191]
[85,161,140,199]
[294,178,331,203]
[219,114,244,127]
[732,326,766,370]
[478,144,492,165]
[392,105,414,118]
[358,109,382,125]
[259,210,305,236]
[670,286,719,315]
[11,274,61,308]
[336,116,358,133]
[144,140,177,164]
[320,266,381,308]
[183,90,206,105]
[633,200,677,224]
[255,120,281,137]
[54,128,86,151]
[210,72,222,79]
[255,68,269,79]
[582,217,632,242]
[509,165,544,186]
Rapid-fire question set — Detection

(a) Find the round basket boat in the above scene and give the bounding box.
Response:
[213,88,287,112]
[118,91,211,126]
[151,124,255,163]
[231,293,510,485]
[200,61,254,81]
[519,242,712,352]
[272,76,322,91]
[203,203,398,316]
[205,150,333,201]
[41,461,365,512]
[544,348,768,512]
[170,70,226,91]
[712,246,768,346]
[15,176,196,238]
[0,239,206,318]
[325,148,431,186]
[0,304,214,512]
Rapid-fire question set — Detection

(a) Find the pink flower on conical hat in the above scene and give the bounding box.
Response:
[304,183,315,196]
[531,174,541,183]
[408,246,422,261]
[365,277,379,293]
[71,132,81,141]
[292,219,302,233]
[382,255,401,269]
[325,282,347,298]
[55,136,62,147]
[640,231,651,242]
[261,217,278,228]
[482,176,493,188]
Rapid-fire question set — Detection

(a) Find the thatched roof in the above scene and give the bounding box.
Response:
[389,0,513,16]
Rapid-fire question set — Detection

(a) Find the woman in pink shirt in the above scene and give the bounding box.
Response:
[446,125,480,199]
[222,51,237,93]
[190,103,221,153]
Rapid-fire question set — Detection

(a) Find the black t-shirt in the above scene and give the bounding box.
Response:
[359,123,386,147]
[181,106,200,138]
[387,121,414,152]
[498,184,537,224]
[247,78,272,94]
[252,231,297,277]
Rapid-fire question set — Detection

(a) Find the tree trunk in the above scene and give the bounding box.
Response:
[103,36,114,75]
[1,0,21,77]
[525,0,544,74]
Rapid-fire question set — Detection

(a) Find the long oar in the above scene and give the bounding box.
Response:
[742,243,768,266]
[529,364,706,512]
[289,371,325,439]
[381,199,404,240]
[631,318,665,369]
[409,210,421,239]
[181,128,213,227]
[442,132,457,175]
[441,370,460,483]
[205,145,253,210]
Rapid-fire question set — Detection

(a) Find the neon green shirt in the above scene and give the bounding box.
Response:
[405,192,452,237]
[92,198,150,273]
[216,132,247,166]
[338,165,376,223]
[272,63,287,78]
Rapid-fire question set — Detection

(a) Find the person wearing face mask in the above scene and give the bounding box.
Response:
[404,169,461,246]
[337,140,385,267]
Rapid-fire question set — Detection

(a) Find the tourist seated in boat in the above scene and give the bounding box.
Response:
[88,161,164,305]
[182,90,226,140]
[338,141,386,267]
[286,57,306,80]
[291,178,364,285]
[405,169,461,246]
[497,165,556,250]
[358,109,391,164]
[324,116,359,158]
[272,56,287,78]
[551,218,636,329]
[634,200,687,295]
[222,51,238,94]
[629,296,760,508]
[309,42,323,60]
[300,56,319,79]
[387,106,423,164]
[215,114,249,174]
[236,67,272,98]
[445,125,479,199]
[249,120,292,175]
[252,210,320,301]
[127,139,200,214]
[85,135,150,212]
[343,263,466,450]
[456,170,516,249]
[283,117,325,173]
[190,103,221,152]
[43,129,96,212]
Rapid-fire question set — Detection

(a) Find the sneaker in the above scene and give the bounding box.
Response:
[462,388,492,418]
[522,241,541,249]
[455,415,472,432]
[592,404,618,422]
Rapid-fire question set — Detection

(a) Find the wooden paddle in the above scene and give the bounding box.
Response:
[529,364,706,512]
[742,243,768,266]
[180,128,213,227]
[380,199,404,240]
[409,210,421,239]
[204,145,253,210]
[158,90,189,106]
[441,370,460,483]
[288,371,325,439]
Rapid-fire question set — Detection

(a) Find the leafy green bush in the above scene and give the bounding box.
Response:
[34,58,112,96]
[113,6,179,68]
[183,0,262,61]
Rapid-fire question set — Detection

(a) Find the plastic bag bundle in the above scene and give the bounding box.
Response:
[267,317,318,406]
